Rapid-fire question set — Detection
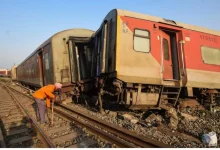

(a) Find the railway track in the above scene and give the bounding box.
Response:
[0,83,47,148]
[1,82,103,148]
[6,82,173,148]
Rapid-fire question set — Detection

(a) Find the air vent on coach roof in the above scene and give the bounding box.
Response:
[163,18,177,25]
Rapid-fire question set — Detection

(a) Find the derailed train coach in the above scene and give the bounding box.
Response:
[16,28,94,102]
[91,9,220,112]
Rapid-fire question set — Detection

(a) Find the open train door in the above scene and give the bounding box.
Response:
[67,37,93,83]
[160,27,184,82]
[159,29,182,107]
[160,30,174,80]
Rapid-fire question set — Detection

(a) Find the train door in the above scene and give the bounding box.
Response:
[92,20,108,77]
[161,30,173,80]
[42,44,54,85]
[160,29,180,81]
[67,37,93,82]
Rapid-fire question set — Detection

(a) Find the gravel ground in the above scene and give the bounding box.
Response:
[68,102,219,148]
[178,109,220,147]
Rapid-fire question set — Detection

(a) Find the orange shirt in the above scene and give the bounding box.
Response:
[32,85,55,108]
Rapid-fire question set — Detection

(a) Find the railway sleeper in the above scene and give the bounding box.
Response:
[46,125,73,135]
[8,135,33,145]
[44,121,69,130]
[0,102,16,105]
[53,132,86,147]
[5,130,33,141]
[52,132,79,143]
[3,122,37,148]
[6,127,30,137]
[67,138,98,148]
[2,118,24,124]
[3,123,28,130]
[1,114,23,120]
[0,109,20,114]
[0,104,17,108]
[49,128,77,139]
[0,111,22,118]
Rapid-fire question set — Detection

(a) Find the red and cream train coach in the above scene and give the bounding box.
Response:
[92,9,220,111]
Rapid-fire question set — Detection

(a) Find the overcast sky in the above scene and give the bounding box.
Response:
[0,0,220,69]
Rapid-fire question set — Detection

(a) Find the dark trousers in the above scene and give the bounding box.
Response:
[35,98,46,123]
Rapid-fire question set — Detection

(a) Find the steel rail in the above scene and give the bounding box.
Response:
[4,84,55,148]
[56,103,173,148]
[54,108,136,148]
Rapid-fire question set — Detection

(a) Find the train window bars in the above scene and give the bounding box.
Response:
[133,29,150,53]
[201,46,220,65]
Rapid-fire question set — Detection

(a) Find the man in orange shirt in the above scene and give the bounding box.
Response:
[33,83,62,124]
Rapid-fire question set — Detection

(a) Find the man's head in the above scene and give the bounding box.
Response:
[55,83,62,90]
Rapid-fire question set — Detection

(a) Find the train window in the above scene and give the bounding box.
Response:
[201,46,220,65]
[163,38,170,61]
[44,53,49,70]
[134,29,150,53]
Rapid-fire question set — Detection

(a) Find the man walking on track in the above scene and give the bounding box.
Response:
[32,83,62,124]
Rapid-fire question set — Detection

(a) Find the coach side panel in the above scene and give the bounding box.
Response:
[115,14,220,89]
[115,15,162,84]
[182,29,220,89]
[52,36,71,84]
[17,53,41,87]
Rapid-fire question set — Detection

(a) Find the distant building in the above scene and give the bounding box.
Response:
[0,69,8,77]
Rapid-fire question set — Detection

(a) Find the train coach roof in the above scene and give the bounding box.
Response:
[17,28,94,67]
[116,9,220,36]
